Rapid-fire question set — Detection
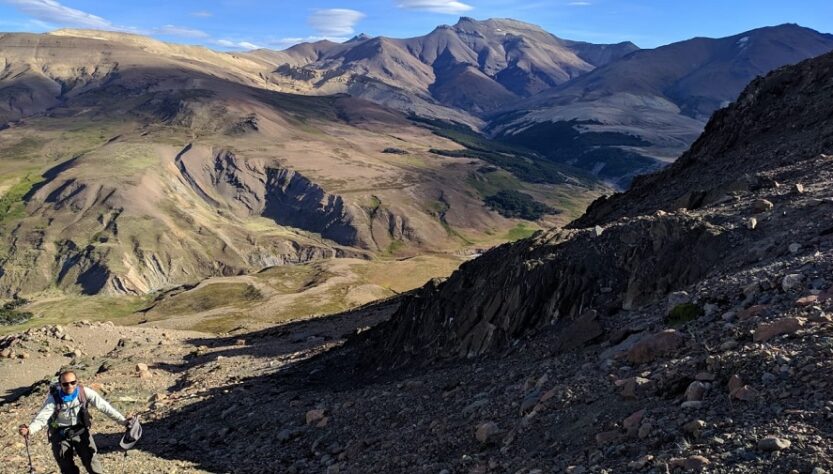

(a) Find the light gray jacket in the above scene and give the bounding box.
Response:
[29,386,126,434]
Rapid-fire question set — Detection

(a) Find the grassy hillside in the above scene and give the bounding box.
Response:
[2,255,464,334]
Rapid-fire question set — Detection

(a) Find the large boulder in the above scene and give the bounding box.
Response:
[626,330,685,364]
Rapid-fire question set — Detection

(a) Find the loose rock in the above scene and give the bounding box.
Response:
[684,381,706,402]
[626,330,684,363]
[753,317,805,342]
[751,199,774,213]
[758,436,791,451]
[475,422,502,444]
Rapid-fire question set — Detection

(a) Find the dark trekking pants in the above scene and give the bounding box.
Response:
[50,426,104,474]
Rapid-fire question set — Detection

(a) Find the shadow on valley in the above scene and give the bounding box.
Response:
[117,298,448,473]
[149,297,401,393]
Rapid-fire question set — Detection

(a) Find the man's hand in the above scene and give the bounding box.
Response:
[18,424,29,438]
[124,416,134,427]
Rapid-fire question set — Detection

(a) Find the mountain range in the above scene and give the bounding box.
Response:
[0,27,602,298]
[252,17,638,121]
[242,19,832,186]
[1,18,832,300]
[250,19,833,186]
[489,23,833,184]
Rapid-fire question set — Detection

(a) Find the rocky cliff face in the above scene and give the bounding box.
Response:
[177,147,367,248]
[353,50,833,368]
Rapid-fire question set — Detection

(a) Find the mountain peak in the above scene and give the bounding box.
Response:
[453,16,547,32]
[49,28,149,44]
[347,33,372,43]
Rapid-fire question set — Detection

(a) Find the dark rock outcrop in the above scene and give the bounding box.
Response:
[354,215,729,366]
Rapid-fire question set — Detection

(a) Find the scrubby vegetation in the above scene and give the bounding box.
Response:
[242,284,264,301]
[484,190,557,220]
[666,303,704,326]
[493,120,662,184]
[504,223,540,241]
[0,175,41,225]
[382,147,408,154]
[0,296,33,326]
[429,147,580,185]
[151,282,265,315]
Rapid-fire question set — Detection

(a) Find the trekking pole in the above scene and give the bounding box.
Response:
[24,434,35,474]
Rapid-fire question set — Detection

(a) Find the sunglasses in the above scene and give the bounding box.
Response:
[61,381,78,387]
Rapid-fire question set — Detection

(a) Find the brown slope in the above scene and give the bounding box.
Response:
[0,31,603,297]
[510,24,833,120]
[0,30,276,122]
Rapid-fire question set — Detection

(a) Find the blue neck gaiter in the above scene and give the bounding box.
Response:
[61,386,79,404]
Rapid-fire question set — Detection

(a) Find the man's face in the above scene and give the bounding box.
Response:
[59,374,78,394]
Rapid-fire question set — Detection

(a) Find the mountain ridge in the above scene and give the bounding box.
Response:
[245,17,639,122]
[487,23,833,185]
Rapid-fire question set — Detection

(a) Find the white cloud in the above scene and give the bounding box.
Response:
[2,0,113,29]
[154,24,210,39]
[190,10,212,17]
[397,0,473,15]
[308,8,365,36]
[568,1,592,5]
[215,39,262,50]
[0,17,50,30]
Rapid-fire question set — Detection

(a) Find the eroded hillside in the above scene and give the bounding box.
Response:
[0,31,604,299]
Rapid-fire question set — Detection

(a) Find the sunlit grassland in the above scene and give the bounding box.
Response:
[2,255,464,335]
[0,294,153,336]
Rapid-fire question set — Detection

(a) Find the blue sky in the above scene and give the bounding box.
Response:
[0,0,831,50]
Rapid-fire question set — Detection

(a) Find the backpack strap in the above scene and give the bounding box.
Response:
[77,384,88,406]
[48,385,62,431]
[50,385,63,411]
[77,384,92,429]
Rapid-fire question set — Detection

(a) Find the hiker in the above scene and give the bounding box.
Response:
[18,369,132,474]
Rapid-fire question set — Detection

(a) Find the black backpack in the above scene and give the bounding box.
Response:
[50,383,92,429]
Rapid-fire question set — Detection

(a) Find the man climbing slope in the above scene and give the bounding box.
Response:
[18,369,132,474]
